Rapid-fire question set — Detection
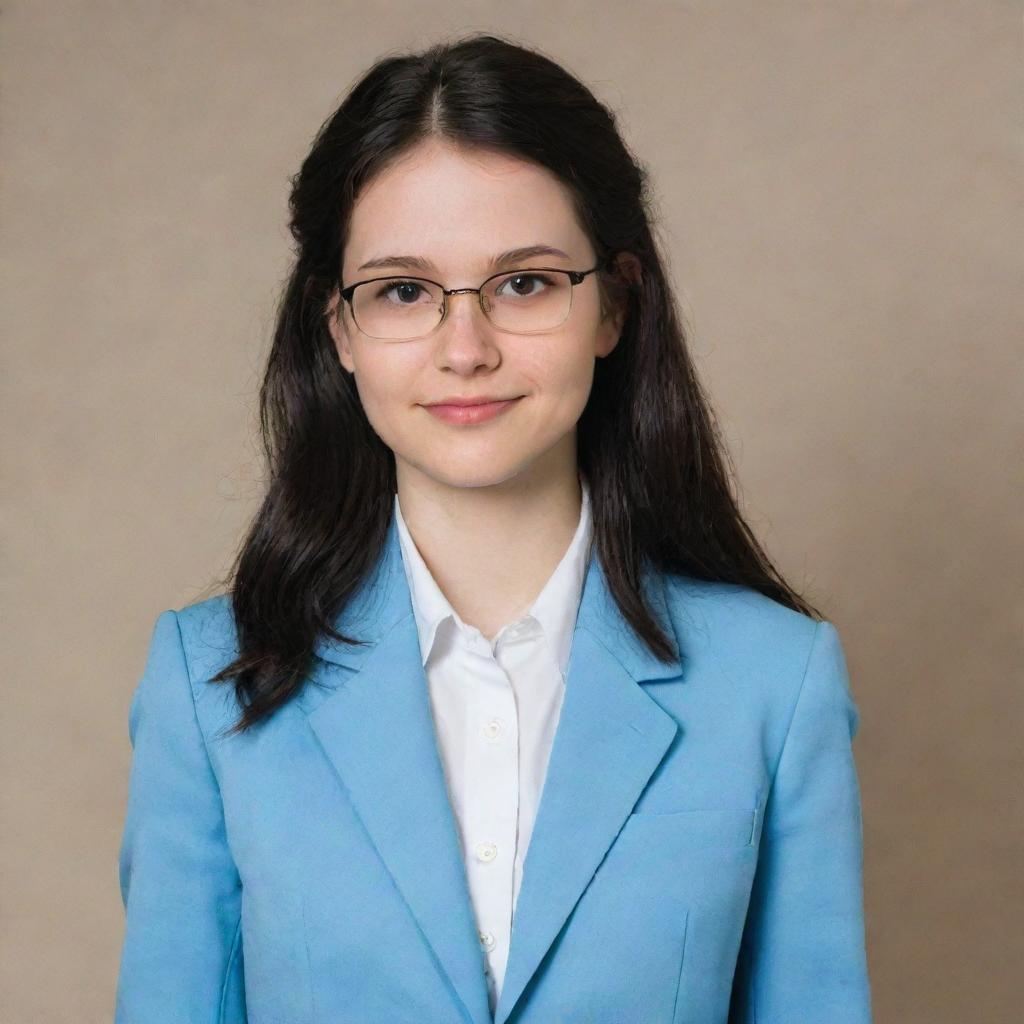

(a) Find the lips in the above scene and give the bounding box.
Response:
[426,395,521,406]
[422,396,523,425]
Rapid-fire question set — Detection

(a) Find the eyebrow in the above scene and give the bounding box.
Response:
[356,244,572,274]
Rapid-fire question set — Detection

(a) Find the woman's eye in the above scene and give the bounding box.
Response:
[377,280,425,304]
[496,273,551,298]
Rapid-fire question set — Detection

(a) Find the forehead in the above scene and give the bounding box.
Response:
[343,138,591,276]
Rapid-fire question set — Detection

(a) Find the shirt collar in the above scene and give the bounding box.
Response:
[394,476,594,678]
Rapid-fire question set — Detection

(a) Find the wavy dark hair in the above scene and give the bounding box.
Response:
[208,31,821,735]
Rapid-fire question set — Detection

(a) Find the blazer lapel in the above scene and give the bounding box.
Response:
[307,510,684,1024]
[492,547,683,1024]
[307,515,494,1024]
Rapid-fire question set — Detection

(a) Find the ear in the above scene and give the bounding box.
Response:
[325,286,356,374]
[595,252,640,358]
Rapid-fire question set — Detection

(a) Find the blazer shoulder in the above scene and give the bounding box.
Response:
[171,593,240,683]
[163,594,246,742]
[661,573,826,691]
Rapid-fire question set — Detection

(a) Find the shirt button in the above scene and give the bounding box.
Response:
[483,719,502,739]
[475,841,498,863]
[479,930,496,951]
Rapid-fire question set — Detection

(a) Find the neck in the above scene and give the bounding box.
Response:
[395,455,584,638]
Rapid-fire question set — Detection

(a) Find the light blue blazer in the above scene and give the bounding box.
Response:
[115,513,873,1023]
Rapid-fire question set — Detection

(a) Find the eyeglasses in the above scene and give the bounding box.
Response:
[337,259,611,341]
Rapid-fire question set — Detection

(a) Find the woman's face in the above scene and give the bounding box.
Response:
[326,137,625,492]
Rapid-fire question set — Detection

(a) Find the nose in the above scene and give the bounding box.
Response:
[433,289,501,366]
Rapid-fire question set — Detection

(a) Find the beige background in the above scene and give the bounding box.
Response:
[3,2,1021,1022]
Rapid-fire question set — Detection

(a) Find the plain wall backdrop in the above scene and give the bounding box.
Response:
[2,2,1021,1022]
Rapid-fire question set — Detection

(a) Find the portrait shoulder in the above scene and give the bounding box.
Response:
[172,592,240,686]
[661,572,823,690]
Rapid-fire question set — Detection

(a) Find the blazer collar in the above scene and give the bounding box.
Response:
[312,502,678,685]
[308,509,683,1024]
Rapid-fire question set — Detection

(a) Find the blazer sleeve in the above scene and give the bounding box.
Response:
[728,620,873,1024]
[114,610,246,1024]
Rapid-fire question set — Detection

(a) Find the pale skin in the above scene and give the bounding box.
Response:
[325,137,632,640]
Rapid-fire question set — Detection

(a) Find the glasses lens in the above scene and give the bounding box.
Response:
[351,277,445,340]
[483,270,573,333]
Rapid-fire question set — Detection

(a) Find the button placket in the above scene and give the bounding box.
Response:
[462,650,518,998]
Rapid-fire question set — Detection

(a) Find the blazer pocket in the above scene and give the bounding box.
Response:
[625,804,759,849]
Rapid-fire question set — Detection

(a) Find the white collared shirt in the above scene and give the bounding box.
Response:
[393,478,593,1015]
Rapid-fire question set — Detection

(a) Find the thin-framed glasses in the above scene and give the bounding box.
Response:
[338,257,613,341]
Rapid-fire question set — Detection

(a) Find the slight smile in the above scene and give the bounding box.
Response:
[421,396,524,425]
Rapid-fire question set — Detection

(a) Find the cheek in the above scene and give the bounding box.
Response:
[527,346,597,411]
[348,351,415,436]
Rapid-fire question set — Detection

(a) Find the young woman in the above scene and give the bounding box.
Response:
[115,33,873,1024]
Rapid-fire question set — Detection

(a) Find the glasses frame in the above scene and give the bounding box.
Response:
[337,255,615,341]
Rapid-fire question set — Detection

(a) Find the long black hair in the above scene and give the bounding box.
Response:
[208,31,821,735]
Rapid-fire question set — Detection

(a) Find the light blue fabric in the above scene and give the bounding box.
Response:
[115,512,873,1023]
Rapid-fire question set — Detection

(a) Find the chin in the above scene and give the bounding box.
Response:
[404,453,533,491]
